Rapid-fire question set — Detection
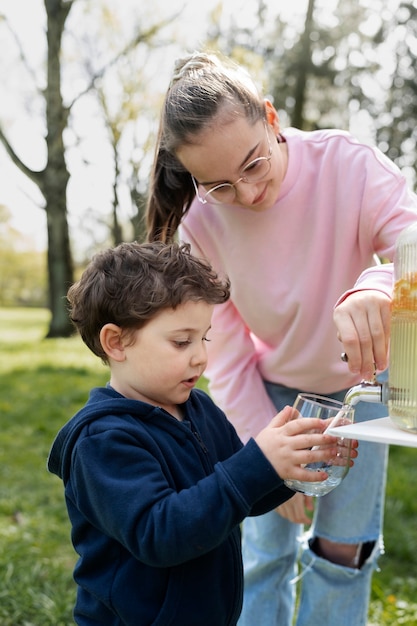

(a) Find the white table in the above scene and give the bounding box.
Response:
[327,416,417,448]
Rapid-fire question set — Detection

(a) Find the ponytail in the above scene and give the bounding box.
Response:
[146,146,194,243]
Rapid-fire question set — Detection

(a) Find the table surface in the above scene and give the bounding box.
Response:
[326,416,417,448]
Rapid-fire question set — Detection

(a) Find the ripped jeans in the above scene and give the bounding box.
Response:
[238,379,388,626]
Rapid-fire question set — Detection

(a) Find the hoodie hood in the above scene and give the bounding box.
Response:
[47,386,157,482]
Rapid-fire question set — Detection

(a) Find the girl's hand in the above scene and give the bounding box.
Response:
[333,289,391,380]
[276,493,314,525]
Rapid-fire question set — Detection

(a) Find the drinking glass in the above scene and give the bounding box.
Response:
[284,393,354,497]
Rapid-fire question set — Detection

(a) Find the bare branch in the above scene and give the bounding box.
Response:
[0,126,45,188]
[67,13,179,109]
[0,12,44,94]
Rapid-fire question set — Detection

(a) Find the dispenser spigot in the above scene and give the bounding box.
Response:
[340,353,389,408]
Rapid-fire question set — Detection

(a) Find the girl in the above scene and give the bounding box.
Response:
[146,51,417,626]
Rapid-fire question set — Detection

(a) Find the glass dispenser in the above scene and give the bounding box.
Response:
[342,222,417,433]
[388,221,417,431]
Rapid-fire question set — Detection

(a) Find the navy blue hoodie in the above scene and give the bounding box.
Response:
[48,385,293,625]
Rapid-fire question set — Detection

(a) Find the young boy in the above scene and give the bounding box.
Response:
[48,241,353,626]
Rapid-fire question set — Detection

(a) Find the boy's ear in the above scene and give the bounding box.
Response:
[100,323,126,362]
[264,99,281,134]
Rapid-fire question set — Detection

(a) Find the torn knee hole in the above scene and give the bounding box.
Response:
[310,538,375,569]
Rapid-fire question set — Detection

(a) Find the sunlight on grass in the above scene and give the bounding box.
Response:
[0,308,105,374]
[1,307,417,625]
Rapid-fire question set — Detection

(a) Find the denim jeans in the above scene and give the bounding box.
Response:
[238,378,389,626]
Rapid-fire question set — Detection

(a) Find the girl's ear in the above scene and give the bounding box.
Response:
[264,99,281,134]
[100,323,126,362]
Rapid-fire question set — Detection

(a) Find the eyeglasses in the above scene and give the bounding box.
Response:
[191,122,273,205]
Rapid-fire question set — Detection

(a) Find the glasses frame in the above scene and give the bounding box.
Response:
[191,121,273,205]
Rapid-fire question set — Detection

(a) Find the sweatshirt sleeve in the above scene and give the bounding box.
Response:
[335,151,417,306]
[334,263,394,307]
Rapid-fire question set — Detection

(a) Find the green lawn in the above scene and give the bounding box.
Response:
[1,307,416,625]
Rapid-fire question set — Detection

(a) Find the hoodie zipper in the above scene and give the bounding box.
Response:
[190,426,208,454]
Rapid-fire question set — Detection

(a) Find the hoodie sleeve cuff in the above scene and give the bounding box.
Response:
[215,438,284,508]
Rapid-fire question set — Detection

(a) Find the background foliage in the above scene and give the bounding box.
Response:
[1,1,417,330]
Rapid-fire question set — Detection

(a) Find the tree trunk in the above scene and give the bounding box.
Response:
[292,0,316,128]
[43,0,74,337]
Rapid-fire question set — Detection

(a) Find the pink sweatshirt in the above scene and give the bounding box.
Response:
[180,128,417,442]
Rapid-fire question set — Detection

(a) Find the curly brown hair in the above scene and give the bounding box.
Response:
[67,241,230,363]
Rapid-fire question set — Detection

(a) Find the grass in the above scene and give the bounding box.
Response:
[1,307,417,625]
[0,308,108,625]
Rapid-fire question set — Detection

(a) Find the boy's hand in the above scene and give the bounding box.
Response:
[255,406,358,483]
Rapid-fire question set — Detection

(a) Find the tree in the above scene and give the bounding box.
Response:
[371,1,417,188]
[0,0,74,336]
[0,0,177,336]
[291,0,316,128]
[265,0,386,131]
[93,46,161,246]
[206,0,402,141]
